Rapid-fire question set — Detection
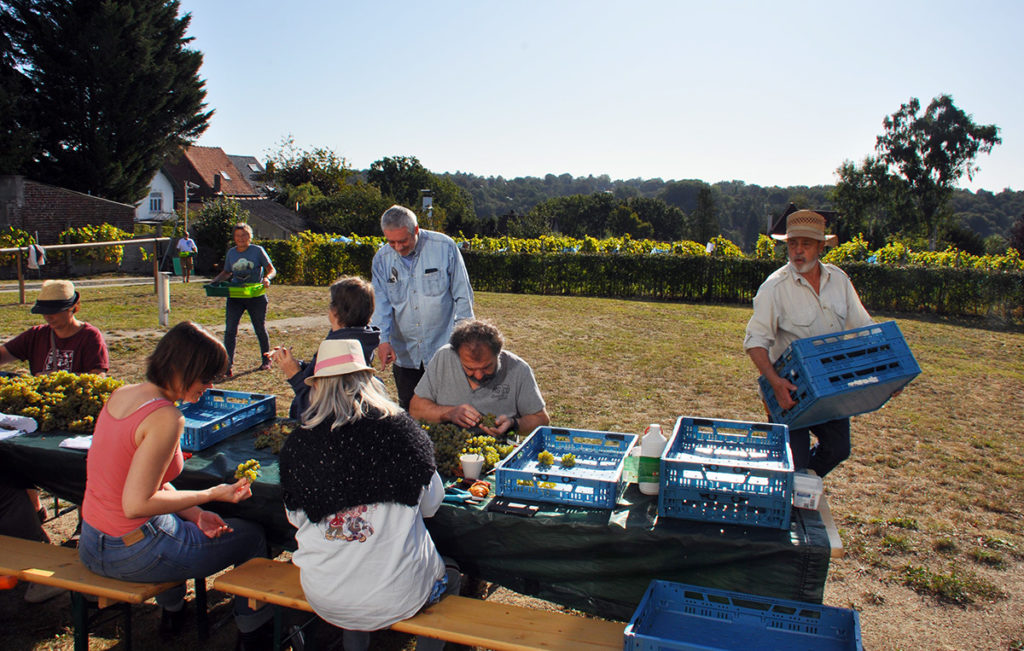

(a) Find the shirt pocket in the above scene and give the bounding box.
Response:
[386,276,409,305]
[422,267,449,297]
[780,304,817,333]
[827,299,849,323]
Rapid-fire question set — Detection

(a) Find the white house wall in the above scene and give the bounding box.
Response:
[135,170,176,222]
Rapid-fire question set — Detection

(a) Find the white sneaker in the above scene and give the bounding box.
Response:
[25,582,66,603]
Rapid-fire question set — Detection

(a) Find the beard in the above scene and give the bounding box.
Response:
[792,258,819,274]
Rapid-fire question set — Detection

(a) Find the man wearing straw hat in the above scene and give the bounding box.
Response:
[743,210,874,478]
[0,279,109,376]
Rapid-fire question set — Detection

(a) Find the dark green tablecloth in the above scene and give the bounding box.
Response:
[0,425,832,621]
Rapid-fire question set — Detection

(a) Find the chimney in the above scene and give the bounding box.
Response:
[213,174,221,194]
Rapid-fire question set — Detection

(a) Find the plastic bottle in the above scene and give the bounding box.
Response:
[638,423,668,495]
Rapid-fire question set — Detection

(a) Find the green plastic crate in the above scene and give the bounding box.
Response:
[203,281,266,298]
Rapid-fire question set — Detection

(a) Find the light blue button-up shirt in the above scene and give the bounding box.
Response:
[370,229,475,368]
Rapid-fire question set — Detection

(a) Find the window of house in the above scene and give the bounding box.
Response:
[149,192,163,213]
[248,163,261,173]
[220,170,232,181]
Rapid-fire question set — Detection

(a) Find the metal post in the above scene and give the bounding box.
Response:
[157,272,171,326]
[152,240,159,293]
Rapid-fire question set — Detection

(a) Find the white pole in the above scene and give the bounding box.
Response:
[157,272,171,326]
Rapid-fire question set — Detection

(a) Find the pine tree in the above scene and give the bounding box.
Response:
[1,0,211,203]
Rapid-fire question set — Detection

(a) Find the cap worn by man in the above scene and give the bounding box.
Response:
[771,210,838,246]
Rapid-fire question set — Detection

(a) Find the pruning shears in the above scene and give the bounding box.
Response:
[443,485,481,505]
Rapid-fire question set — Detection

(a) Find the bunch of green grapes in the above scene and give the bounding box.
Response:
[254,420,298,454]
[422,422,473,477]
[478,413,497,428]
[0,372,123,432]
[234,459,261,483]
[464,435,517,472]
[537,450,555,467]
[560,453,576,468]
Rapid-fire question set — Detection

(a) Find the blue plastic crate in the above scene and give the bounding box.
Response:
[178,389,276,451]
[658,417,793,530]
[624,580,863,651]
[759,321,921,430]
[493,427,638,509]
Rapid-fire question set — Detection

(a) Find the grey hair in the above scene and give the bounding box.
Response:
[380,205,417,234]
[302,370,402,429]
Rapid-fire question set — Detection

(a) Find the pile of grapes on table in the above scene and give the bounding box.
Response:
[0,371,122,432]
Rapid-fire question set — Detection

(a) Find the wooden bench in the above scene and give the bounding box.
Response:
[0,534,208,651]
[214,557,625,651]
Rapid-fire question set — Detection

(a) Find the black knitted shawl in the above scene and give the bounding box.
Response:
[280,411,436,523]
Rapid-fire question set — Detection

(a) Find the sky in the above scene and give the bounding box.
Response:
[177,0,1023,193]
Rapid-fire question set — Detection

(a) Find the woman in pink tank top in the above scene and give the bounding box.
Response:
[78,322,272,649]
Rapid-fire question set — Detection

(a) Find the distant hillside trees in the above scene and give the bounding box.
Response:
[1,0,211,203]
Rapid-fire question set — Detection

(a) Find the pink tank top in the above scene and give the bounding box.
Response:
[82,394,183,536]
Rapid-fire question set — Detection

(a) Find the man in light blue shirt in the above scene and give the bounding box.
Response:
[371,205,474,409]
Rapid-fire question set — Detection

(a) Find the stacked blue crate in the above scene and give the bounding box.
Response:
[658,416,793,529]
[760,321,920,429]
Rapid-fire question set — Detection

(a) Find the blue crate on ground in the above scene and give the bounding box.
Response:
[624,580,863,651]
[658,416,793,530]
[760,321,921,430]
[178,389,276,451]
[493,426,638,509]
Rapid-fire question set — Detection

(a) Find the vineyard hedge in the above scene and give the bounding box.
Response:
[263,238,1023,323]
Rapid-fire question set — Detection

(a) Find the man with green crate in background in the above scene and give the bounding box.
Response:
[743,210,874,478]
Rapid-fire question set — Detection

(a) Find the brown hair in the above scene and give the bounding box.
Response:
[146,321,228,390]
[450,318,504,357]
[329,276,374,327]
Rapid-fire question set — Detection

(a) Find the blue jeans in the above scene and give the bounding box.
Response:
[79,514,271,632]
[224,294,270,365]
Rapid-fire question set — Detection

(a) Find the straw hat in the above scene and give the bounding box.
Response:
[31,280,80,314]
[771,210,838,246]
[304,339,374,385]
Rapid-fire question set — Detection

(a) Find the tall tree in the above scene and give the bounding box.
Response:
[692,185,718,243]
[851,95,1000,249]
[0,23,35,173]
[263,136,353,196]
[368,155,476,234]
[2,0,211,203]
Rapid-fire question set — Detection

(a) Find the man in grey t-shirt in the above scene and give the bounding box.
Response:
[410,319,549,438]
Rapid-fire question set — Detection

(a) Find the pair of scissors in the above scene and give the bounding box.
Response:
[443,485,481,505]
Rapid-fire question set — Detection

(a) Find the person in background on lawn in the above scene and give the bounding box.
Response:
[410,318,549,438]
[280,338,460,651]
[209,222,276,377]
[743,210,874,477]
[0,279,110,528]
[176,231,198,283]
[0,279,109,376]
[78,321,272,648]
[370,205,474,409]
[269,275,381,419]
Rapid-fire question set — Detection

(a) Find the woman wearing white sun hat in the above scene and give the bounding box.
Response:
[280,338,459,650]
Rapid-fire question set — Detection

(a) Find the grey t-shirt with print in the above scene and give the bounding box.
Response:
[414,346,545,419]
